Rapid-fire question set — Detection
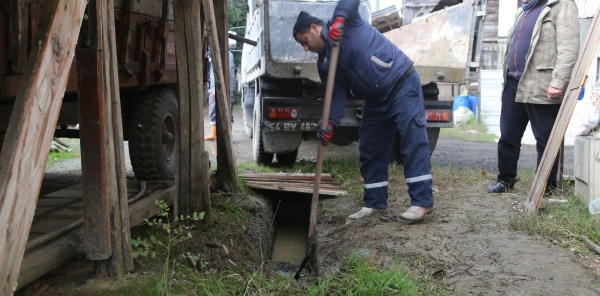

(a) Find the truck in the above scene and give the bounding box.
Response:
[0,0,182,181]
[240,0,484,165]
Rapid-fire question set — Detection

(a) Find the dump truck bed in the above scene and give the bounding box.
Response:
[383,1,482,85]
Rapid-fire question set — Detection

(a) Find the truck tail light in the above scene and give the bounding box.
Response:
[268,107,298,119]
[425,110,451,122]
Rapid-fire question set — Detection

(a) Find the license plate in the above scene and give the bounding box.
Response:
[266,121,319,131]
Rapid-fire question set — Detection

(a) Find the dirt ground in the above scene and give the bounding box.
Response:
[313,171,599,295]
[26,108,600,295]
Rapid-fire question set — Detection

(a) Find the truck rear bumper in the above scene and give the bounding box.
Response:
[261,97,363,132]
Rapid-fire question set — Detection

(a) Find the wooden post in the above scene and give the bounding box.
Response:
[0,0,86,294]
[173,0,211,224]
[103,0,134,272]
[77,0,132,275]
[524,4,600,214]
[202,0,238,189]
[8,0,28,73]
[77,2,111,262]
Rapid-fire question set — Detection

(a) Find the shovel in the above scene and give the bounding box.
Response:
[294,44,340,280]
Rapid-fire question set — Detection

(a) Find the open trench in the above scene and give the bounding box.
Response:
[262,191,314,275]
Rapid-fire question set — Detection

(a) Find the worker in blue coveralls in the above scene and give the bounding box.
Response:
[292,0,434,222]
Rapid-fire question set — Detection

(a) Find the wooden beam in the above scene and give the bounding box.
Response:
[103,0,134,272]
[173,0,211,224]
[77,0,112,262]
[77,0,132,275]
[129,186,177,227]
[202,0,238,189]
[8,0,28,73]
[0,0,86,294]
[524,4,600,214]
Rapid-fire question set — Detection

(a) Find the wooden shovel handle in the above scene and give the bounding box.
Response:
[308,45,340,242]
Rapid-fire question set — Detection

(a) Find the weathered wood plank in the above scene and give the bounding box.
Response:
[17,227,85,290]
[103,0,134,272]
[0,1,86,294]
[33,207,55,217]
[129,186,177,227]
[77,0,112,261]
[244,182,347,196]
[244,180,342,188]
[29,218,78,234]
[525,3,600,214]
[202,151,212,224]
[188,2,209,226]
[35,198,82,208]
[0,4,8,75]
[240,173,334,182]
[8,0,28,73]
[202,0,238,190]
[173,0,210,223]
[44,188,83,199]
[173,0,191,218]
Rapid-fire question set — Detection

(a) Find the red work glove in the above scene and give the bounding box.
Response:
[329,17,345,44]
[317,122,335,146]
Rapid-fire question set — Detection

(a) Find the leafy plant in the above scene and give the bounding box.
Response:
[129,199,205,295]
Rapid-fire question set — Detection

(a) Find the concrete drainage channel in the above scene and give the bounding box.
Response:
[264,192,314,277]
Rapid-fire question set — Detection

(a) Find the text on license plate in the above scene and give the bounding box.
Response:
[267,122,319,131]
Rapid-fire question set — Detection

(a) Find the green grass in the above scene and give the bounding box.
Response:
[309,253,451,296]
[440,116,498,143]
[509,187,600,253]
[46,150,80,169]
[78,253,450,296]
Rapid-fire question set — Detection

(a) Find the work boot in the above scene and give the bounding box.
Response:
[399,206,433,222]
[487,181,513,193]
[345,207,386,224]
[204,125,217,141]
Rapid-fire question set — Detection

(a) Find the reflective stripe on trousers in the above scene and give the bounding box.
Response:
[359,71,434,209]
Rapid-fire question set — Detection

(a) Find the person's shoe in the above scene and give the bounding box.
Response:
[487,181,513,193]
[399,206,433,222]
[204,125,217,141]
[345,207,386,224]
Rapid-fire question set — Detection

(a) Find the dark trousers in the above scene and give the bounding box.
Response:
[497,76,561,186]
[359,71,433,208]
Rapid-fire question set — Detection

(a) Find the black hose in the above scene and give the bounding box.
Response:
[128,181,147,204]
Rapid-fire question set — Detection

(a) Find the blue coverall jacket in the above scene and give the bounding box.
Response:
[317,0,434,208]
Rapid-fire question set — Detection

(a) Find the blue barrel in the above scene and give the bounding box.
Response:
[469,96,478,112]
[453,95,470,111]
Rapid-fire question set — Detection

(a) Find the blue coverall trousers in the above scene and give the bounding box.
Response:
[359,71,434,209]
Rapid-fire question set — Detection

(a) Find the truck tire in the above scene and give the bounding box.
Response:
[390,127,438,164]
[128,88,178,181]
[253,109,274,165]
[276,149,298,166]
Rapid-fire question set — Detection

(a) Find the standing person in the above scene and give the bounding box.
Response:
[292,0,434,222]
[488,0,579,193]
[204,49,236,141]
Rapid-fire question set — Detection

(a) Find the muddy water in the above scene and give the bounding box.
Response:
[271,223,307,265]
